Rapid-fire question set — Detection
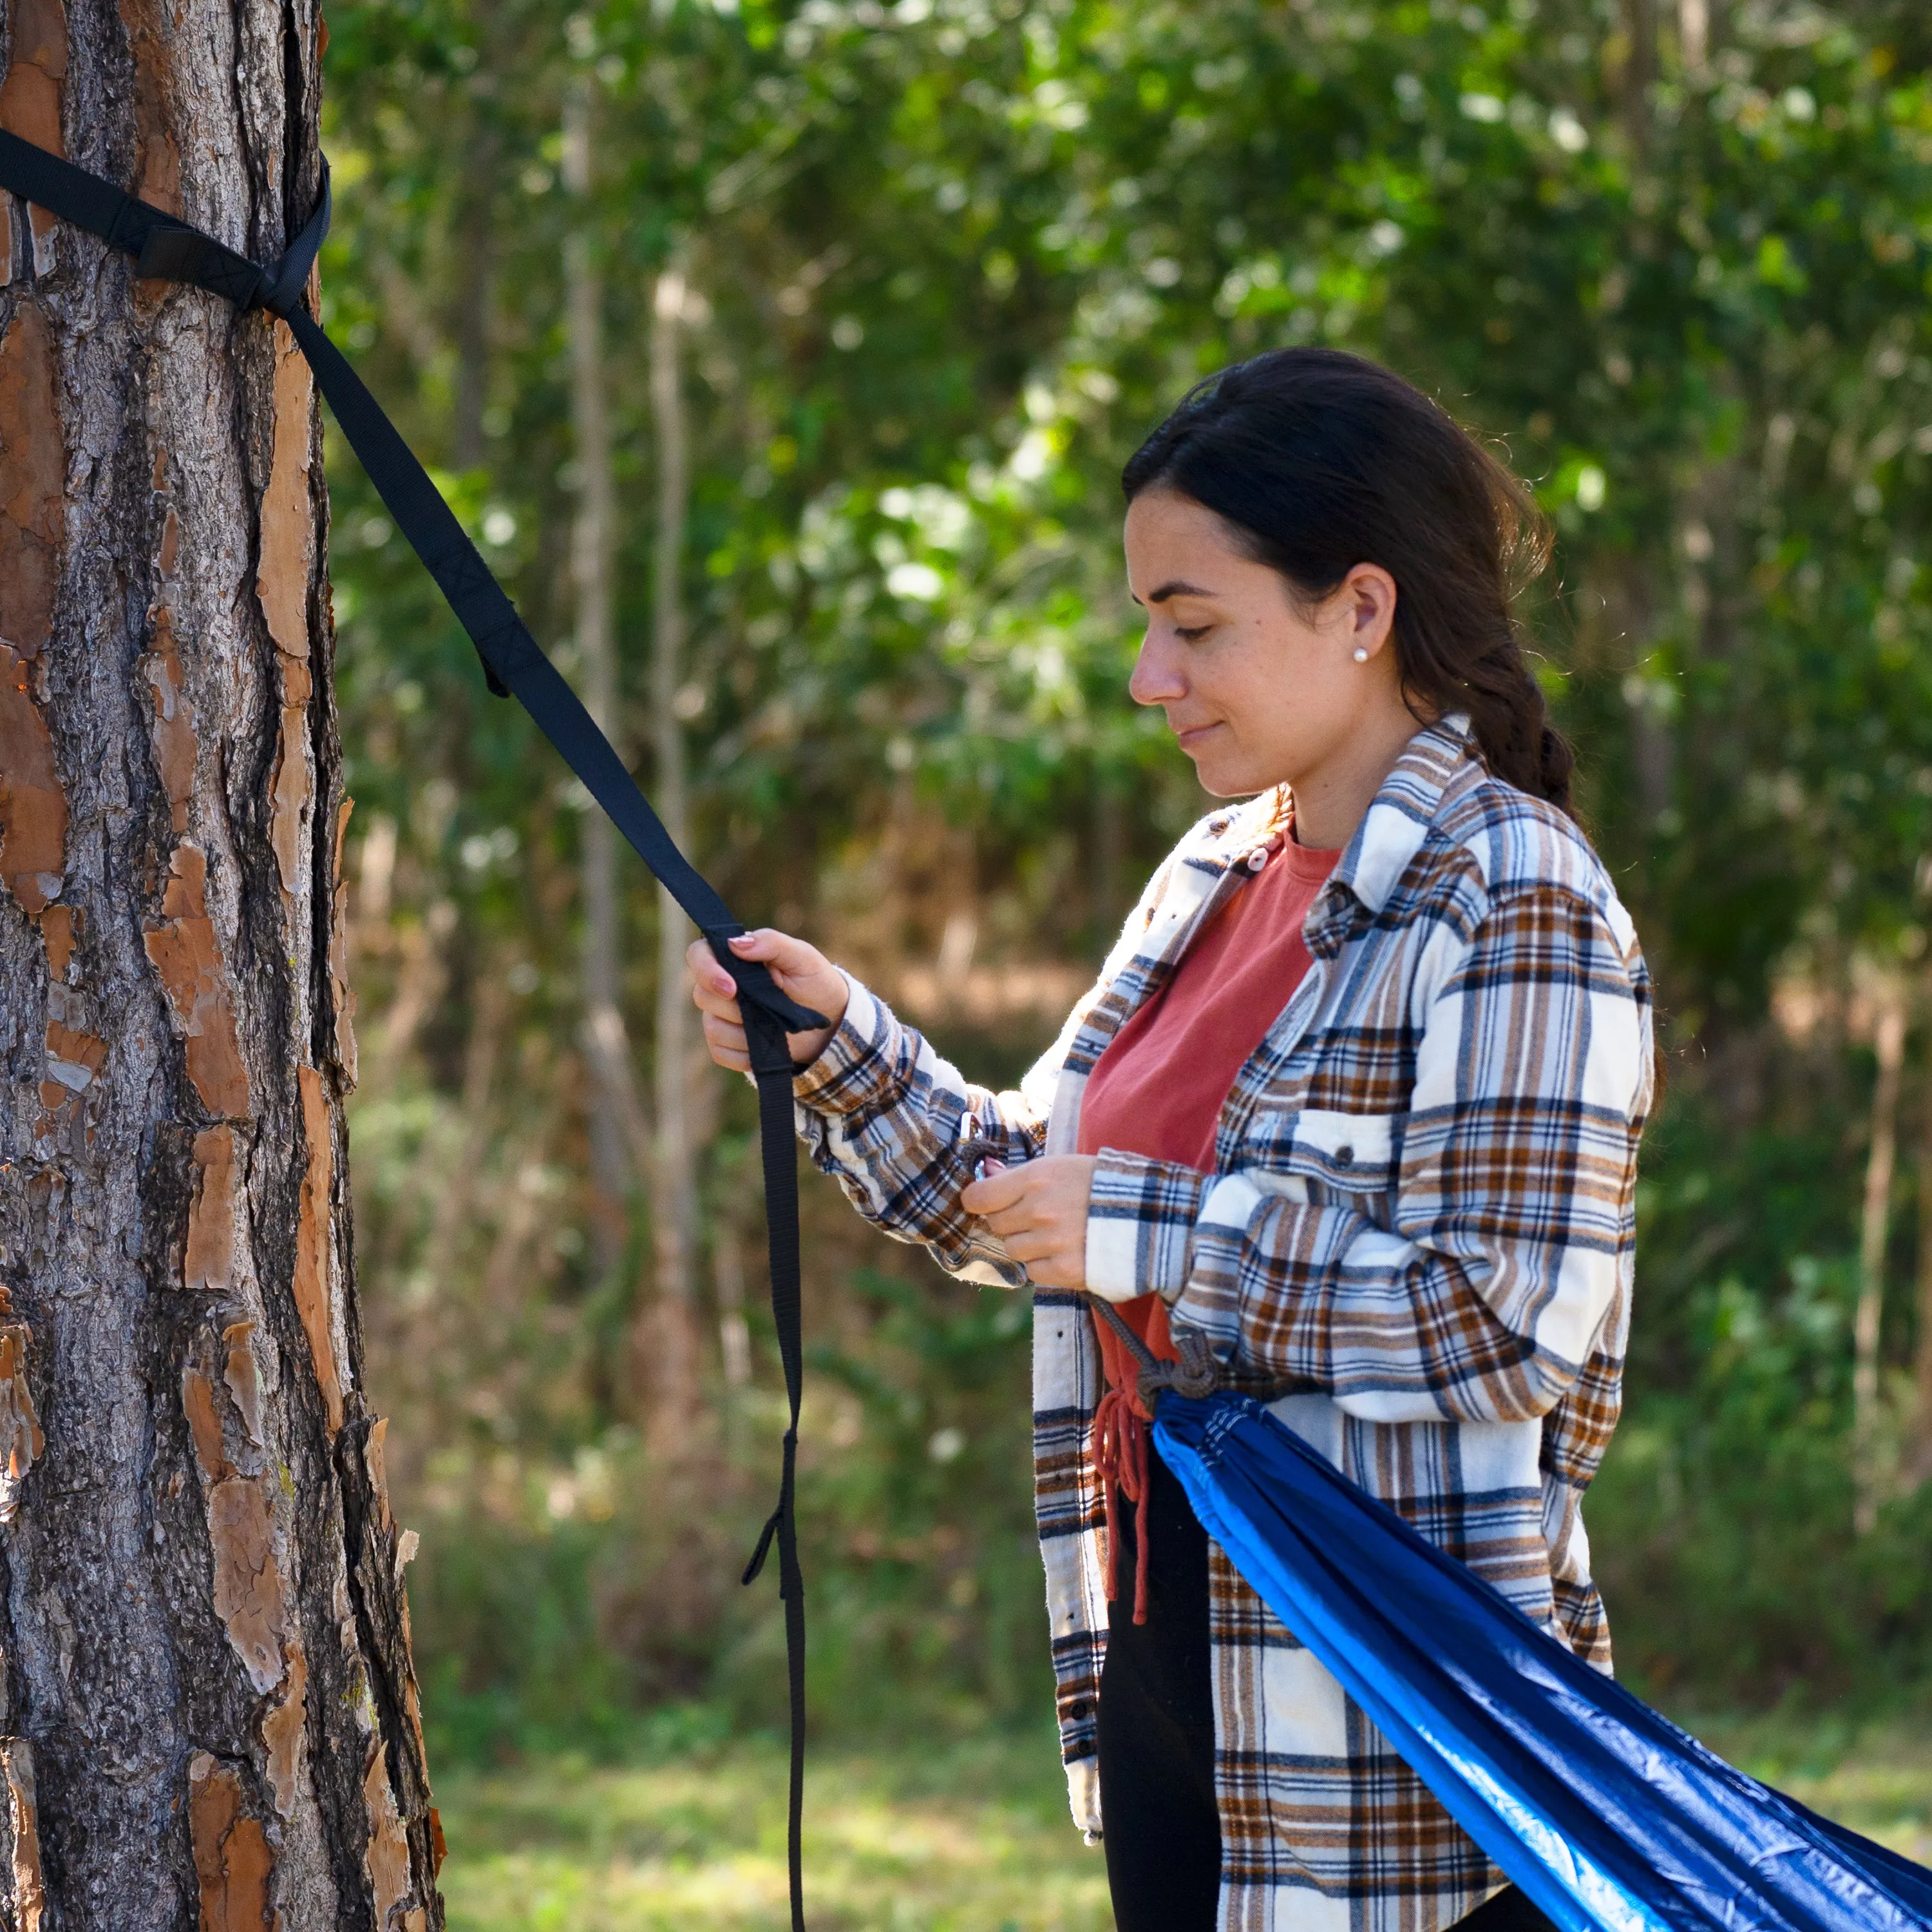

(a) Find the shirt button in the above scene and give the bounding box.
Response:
[1334,1145,1354,1166]
[1245,849,1267,873]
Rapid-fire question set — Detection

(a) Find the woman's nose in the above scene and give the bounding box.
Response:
[1128,632,1185,707]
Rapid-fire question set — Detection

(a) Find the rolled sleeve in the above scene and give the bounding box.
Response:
[790,972,893,1118]
[785,971,1048,1285]
[1084,1149,1211,1303]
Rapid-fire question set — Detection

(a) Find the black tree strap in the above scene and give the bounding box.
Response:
[0,129,817,1931]
[738,1001,808,1920]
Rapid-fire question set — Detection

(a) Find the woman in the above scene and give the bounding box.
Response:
[690,348,1653,1932]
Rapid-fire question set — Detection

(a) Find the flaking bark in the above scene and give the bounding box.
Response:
[0,0,441,1924]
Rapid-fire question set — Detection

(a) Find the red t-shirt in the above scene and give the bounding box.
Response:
[1078,828,1340,1381]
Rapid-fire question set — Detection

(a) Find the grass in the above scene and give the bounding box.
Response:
[432,1730,1113,1932]
[431,1715,1932,1930]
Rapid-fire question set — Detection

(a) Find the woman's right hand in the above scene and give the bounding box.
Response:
[686,929,851,1074]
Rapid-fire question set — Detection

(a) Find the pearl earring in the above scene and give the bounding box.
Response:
[1352,647,1369,663]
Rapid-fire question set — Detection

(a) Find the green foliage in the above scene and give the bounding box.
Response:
[321,0,1932,1743]
[406,1255,1054,1765]
[1593,1084,1932,1705]
[798,1268,1047,1730]
[414,1513,647,1763]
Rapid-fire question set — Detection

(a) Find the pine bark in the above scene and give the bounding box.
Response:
[0,1,441,1925]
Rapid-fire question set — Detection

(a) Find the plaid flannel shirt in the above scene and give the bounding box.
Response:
[792,717,1653,1932]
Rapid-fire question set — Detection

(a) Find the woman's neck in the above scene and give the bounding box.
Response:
[1280,706,1428,851]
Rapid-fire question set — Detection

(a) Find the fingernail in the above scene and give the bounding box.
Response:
[728,934,755,949]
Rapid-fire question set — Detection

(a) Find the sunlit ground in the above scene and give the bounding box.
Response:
[433,1719,1932,1931]
[433,1733,1113,1932]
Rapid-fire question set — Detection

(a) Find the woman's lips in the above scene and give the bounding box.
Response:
[1174,721,1222,752]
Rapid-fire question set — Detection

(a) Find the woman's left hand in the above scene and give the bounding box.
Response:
[960,1155,1098,1289]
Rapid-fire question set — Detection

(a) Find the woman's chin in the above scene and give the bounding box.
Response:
[1188,752,1271,799]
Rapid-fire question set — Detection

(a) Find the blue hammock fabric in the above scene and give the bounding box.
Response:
[1151,1392,1932,1932]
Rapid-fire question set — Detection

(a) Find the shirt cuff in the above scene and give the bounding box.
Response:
[1084,1150,1211,1303]
[789,972,892,1114]
[1064,1754,1103,1842]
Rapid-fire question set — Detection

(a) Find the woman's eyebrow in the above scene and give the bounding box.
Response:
[1133,579,1218,607]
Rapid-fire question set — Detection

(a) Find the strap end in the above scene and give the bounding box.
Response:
[743,1508,782,1587]
[703,934,831,1036]
[748,984,832,1035]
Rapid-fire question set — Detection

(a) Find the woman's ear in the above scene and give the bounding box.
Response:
[1341,564,1399,659]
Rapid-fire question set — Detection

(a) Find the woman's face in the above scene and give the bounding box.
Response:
[1123,489,1405,804]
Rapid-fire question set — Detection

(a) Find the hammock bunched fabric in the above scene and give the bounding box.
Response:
[1154,1390,1932,1932]
[8,128,1931,1932]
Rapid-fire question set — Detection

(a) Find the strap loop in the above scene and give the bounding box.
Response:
[745,1014,808,1932]
[742,1502,782,1586]
[260,162,332,317]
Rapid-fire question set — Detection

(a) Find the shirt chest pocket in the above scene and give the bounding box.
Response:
[1273,1106,1403,1194]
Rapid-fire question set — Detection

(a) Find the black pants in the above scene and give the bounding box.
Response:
[1095,1447,1557,1932]
[1456,1885,1562,1932]
[1097,1444,1220,1932]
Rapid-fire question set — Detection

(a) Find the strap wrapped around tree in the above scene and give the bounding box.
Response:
[0,128,819,1932]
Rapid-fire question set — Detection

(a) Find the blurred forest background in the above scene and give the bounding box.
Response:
[317,0,1932,1776]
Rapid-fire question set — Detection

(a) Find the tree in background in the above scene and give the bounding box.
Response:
[0,0,439,1920]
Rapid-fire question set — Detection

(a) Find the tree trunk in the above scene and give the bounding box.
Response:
[645,264,700,1451]
[714,1215,750,1397]
[1617,0,1658,158]
[563,81,650,1293]
[449,120,497,474]
[0,5,440,1926]
[1906,999,1932,1491]
[1853,991,1906,1534]
[1676,0,1709,76]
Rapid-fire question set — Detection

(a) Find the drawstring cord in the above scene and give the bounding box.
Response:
[1093,1385,1153,1624]
[1086,1297,1225,1626]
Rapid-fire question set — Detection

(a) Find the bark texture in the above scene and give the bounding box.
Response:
[0,0,441,1924]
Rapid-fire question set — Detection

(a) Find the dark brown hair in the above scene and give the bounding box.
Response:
[1122,348,1573,813]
